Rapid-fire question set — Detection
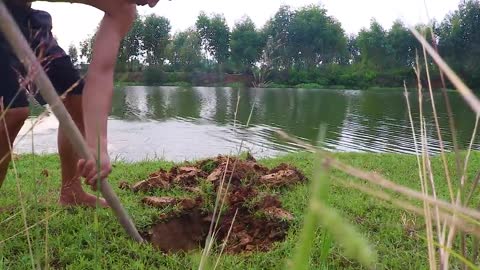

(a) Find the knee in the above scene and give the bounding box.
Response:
[10,107,29,125]
[63,96,84,130]
[0,107,29,133]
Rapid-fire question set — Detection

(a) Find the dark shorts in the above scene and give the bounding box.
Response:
[0,6,84,109]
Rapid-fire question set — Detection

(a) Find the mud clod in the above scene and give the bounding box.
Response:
[171,166,206,187]
[141,196,203,210]
[141,197,177,208]
[258,163,306,188]
[131,170,171,192]
[124,154,306,254]
[118,181,131,190]
[41,169,49,178]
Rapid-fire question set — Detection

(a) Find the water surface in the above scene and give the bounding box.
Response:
[14,86,479,161]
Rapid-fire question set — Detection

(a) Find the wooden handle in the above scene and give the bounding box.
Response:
[0,2,144,243]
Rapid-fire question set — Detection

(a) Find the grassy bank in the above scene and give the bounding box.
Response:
[114,80,409,91]
[0,152,477,269]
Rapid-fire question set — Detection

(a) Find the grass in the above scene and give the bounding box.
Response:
[112,81,417,91]
[1,151,478,269]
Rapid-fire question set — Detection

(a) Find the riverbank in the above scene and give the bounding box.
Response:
[112,71,413,90]
[114,80,409,91]
[0,152,476,269]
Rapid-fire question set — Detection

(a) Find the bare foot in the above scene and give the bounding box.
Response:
[59,190,109,208]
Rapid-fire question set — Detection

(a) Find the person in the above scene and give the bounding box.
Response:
[0,0,159,207]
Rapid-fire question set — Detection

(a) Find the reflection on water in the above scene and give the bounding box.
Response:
[14,86,479,161]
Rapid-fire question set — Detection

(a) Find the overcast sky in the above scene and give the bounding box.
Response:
[31,0,461,50]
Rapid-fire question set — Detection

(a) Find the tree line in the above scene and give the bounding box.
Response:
[70,1,480,89]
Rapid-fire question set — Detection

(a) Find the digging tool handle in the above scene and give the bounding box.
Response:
[0,2,144,243]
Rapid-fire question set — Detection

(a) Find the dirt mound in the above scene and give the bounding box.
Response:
[122,154,305,254]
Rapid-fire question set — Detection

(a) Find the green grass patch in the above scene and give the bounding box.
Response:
[224,82,246,89]
[264,83,291,89]
[0,152,478,269]
[294,83,326,89]
[162,81,193,87]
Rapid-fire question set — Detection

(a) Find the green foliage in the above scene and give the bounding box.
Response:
[289,5,348,67]
[438,0,480,88]
[78,2,480,90]
[167,28,203,72]
[199,160,216,174]
[356,20,390,70]
[162,81,192,87]
[143,66,165,85]
[67,44,78,68]
[265,82,290,88]
[230,16,264,73]
[387,20,417,68]
[79,34,94,64]
[196,12,231,65]
[263,5,294,71]
[143,67,192,86]
[355,19,418,71]
[118,14,143,72]
[294,83,325,89]
[142,14,171,66]
[225,82,246,89]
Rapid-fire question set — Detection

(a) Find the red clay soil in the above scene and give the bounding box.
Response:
[122,154,305,254]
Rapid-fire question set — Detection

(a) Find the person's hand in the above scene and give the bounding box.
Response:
[133,0,160,7]
[77,146,112,190]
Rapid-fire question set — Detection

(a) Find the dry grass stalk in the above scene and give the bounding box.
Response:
[213,208,239,270]
[411,27,480,269]
[278,130,480,224]
[422,45,455,203]
[335,177,480,238]
[0,211,59,245]
[1,104,35,269]
[414,54,438,269]
[327,157,480,223]
[411,28,480,115]
[404,81,442,263]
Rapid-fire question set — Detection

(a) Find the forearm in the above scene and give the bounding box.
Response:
[82,3,135,149]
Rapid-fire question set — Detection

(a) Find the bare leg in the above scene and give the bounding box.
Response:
[58,95,108,207]
[0,107,29,188]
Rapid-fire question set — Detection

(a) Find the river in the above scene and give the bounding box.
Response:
[13,86,479,162]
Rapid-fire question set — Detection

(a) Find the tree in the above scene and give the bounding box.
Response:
[119,14,143,71]
[356,20,390,70]
[438,0,480,87]
[196,12,231,65]
[346,34,360,64]
[79,35,94,64]
[168,28,203,72]
[263,5,294,70]
[230,16,264,73]
[387,20,417,68]
[288,5,348,68]
[142,14,171,66]
[68,44,79,68]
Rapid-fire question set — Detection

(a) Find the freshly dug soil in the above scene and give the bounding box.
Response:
[121,154,305,254]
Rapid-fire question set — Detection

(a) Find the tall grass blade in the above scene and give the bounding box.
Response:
[289,127,377,269]
[411,28,480,115]
[289,128,328,270]
[1,107,35,270]
[311,201,377,268]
